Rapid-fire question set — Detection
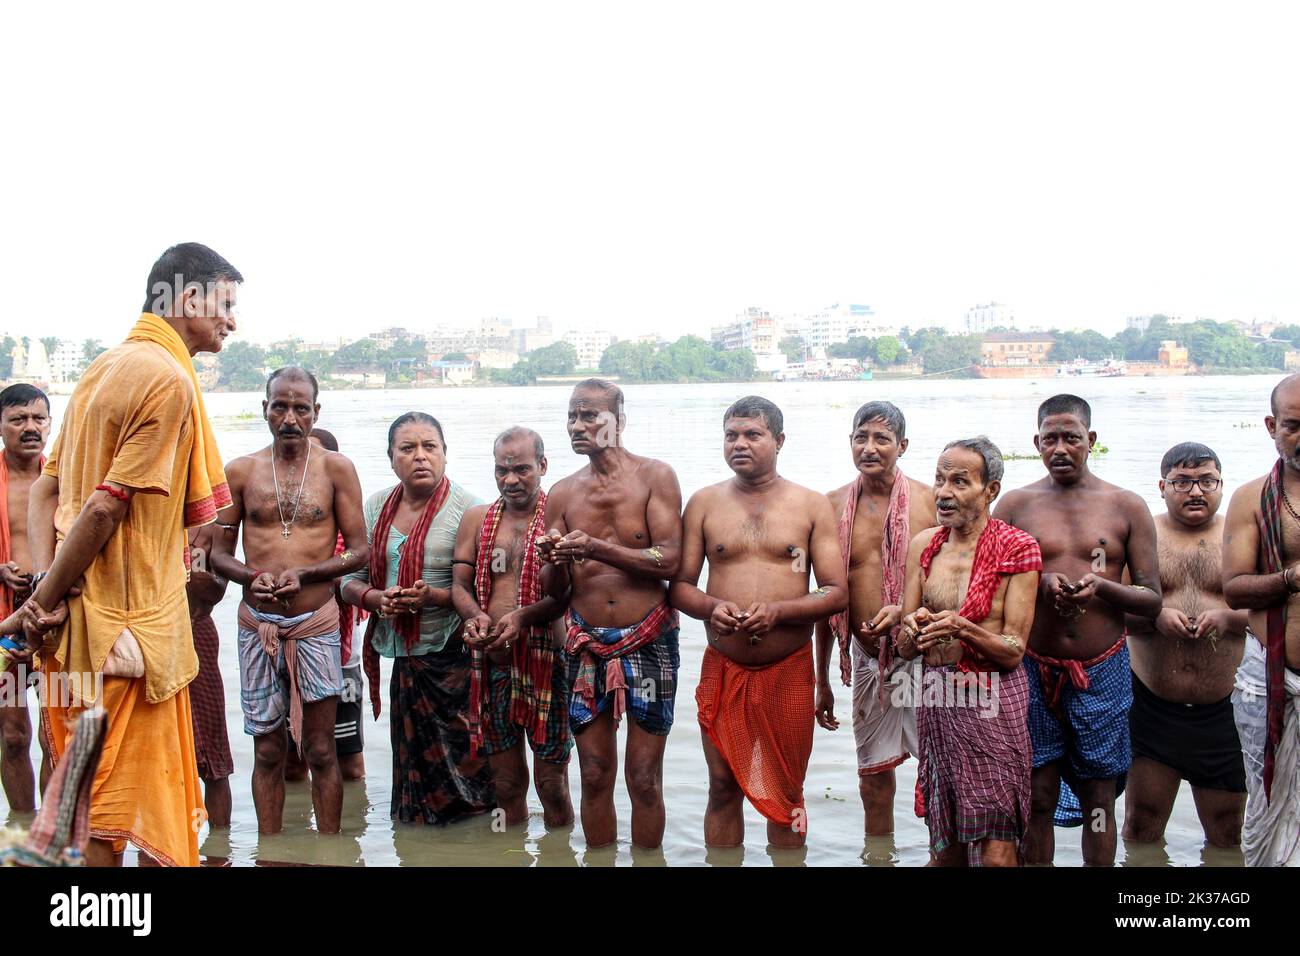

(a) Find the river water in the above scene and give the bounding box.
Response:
[5,374,1283,865]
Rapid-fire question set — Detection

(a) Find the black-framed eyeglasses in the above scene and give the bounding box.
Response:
[1167,477,1222,493]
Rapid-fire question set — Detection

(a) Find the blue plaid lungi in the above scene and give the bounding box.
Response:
[1025,637,1132,827]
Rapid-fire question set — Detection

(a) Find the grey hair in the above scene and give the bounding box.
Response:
[851,400,905,440]
[494,425,545,461]
[942,435,1004,485]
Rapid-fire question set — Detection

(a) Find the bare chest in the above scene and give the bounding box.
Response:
[485,518,530,578]
[5,479,33,536]
[922,544,973,612]
[848,497,886,570]
[246,472,333,530]
[1281,512,1300,563]
[565,481,653,546]
[705,500,812,568]
[1157,536,1223,596]
[1018,498,1127,575]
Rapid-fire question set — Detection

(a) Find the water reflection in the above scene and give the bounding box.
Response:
[860,833,901,867]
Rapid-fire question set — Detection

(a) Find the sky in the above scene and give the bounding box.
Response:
[4,1,1298,346]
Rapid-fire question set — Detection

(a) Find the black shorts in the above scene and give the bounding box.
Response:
[334,664,364,757]
[1129,672,1246,793]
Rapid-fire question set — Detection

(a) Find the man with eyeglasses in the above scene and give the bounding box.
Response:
[1123,443,1248,852]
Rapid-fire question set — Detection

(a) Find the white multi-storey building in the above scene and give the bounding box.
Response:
[563,330,614,370]
[711,307,786,373]
[964,302,1016,335]
[50,339,83,383]
[793,303,877,348]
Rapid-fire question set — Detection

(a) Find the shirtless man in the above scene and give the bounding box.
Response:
[671,396,847,848]
[186,523,233,827]
[453,427,574,828]
[1222,373,1300,867]
[994,393,1161,866]
[539,379,683,849]
[1124,443,1247,849]
[284,428,366,784]
[0,384,52,812]
[211,367,369,834]
[816,401,936,836]
[896,437,1041,866]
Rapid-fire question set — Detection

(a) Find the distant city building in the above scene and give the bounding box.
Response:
[479,316,512,340]
[563,330,614,369]
[425,360,475,385]
[50,339,81,383]
[713,308,779,354]
[965,302,1015,335]
[792,303,879,348]
[711,308,786,373]
[472,347,521,370]
[368,327,412,349]
[10,339,51,383]
[980,331,1055,366]
[1158,340,1189,368]
[331,369,386,388]
[1126,315,1153,334]
[512,316,553,355]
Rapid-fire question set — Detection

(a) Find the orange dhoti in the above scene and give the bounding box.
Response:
[696,642,815,828]
[44,674,204,867]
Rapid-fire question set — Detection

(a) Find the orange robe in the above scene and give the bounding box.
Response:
[41,314,230,867]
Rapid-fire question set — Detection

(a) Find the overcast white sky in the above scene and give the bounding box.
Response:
[4,1,1298,346]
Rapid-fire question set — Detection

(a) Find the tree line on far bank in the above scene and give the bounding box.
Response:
[58,312,1287,393]
[209,335,763,390]
[781,315,1298,375]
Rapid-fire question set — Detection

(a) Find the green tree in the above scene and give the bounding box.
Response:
[1048,329,1113,362]
[442,351,469,362]
[527,341,578,376]
[1272,325,1300,349]
[264,337,301,370]
[828,336,874,361]
[778,335,805,362]
[709,347,757,381]
[651,336,713,381]
[40,336,60,360]
[874,335,901,365]
[331,338,381,369]
[0,336,14,379]
[80,338,107,374]
[491,359,538,385]
[600,341,657,381]
[910,328,980,374]
[217,340,267,391]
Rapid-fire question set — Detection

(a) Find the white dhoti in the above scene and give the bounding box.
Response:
[852,643,919,775]
[1232,636,1300,867]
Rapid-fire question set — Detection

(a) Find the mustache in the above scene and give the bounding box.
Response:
[19,432,41,441]
[277,427,304,436]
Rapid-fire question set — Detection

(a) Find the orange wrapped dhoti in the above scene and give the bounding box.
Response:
[696,642,815,827]
[44,673,203,867]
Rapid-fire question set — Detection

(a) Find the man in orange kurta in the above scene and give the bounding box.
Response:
[2,243,241,867]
